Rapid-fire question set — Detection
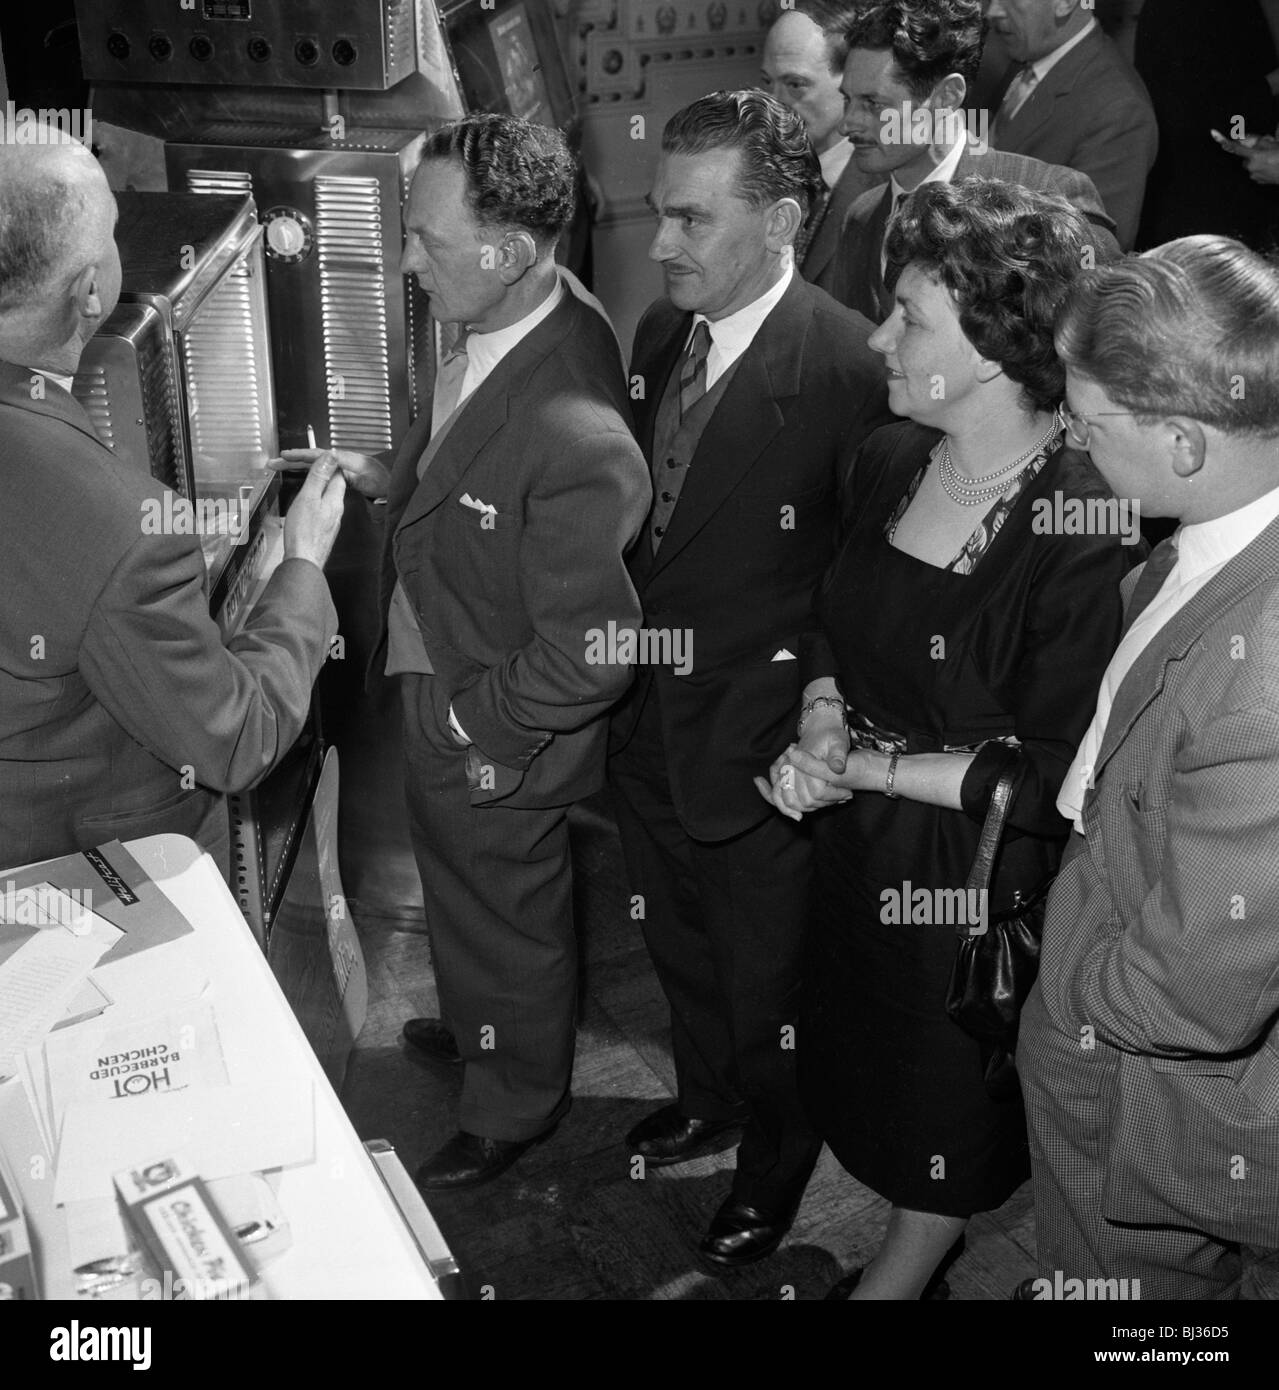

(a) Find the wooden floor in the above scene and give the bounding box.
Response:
[336,766,1039,1301]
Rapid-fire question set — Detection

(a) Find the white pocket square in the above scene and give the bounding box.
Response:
[771,648,796,662]
[459,492,497,516]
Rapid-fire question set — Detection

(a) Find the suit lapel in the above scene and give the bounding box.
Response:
[644,277,810,581]
[1093,516,1279,782]
[999,32,1100,149]
[394,296,579,535]
[866,186,892,319]
[804,160,880,286]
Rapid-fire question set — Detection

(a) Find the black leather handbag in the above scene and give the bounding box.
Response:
[944,758,1052,1101]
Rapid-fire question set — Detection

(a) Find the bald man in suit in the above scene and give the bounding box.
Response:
[986,0,1157,249]
[760,0,884,294]
[0,139,343,876]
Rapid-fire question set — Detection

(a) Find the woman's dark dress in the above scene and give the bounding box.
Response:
[799,422,1133,1215]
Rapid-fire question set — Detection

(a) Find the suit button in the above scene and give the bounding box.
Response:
[654,525,665,537]
[661,491,673,502]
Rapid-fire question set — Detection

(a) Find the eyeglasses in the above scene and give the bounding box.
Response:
[1060,405,1137,450]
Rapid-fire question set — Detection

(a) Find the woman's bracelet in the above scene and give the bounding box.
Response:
[797,694,846,738]
[884,751,901,799]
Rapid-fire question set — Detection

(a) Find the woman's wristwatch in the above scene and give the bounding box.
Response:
[797,694,846,738]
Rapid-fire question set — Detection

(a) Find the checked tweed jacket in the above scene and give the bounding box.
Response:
[1019,510,1279,1252]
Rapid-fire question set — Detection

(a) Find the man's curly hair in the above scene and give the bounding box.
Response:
[661,90,824,217]
[422,113,576,245]
[885,177,1095,413]
[845,0,985,99]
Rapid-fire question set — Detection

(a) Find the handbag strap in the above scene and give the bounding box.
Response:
[959,760,1023,934]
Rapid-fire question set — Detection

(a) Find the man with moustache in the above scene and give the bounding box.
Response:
[831,0,1118,322]
[609,90,888,1265]
[285,115,650,1190]
[761,0,883,293]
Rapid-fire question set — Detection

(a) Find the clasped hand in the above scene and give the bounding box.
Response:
[754,722,867,822]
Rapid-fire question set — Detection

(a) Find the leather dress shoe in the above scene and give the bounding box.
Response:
[625,1104,743,1167]
[402,1017,462,1065]
[826,1235,965,1300]
[699,1198,795,1267]
[413,1127,557,1191]
[1010,1278,1043,1300]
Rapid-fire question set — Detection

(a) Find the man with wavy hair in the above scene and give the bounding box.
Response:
[610,90,887,1265]
[832,0,1118,320]
[296,115,650,1190]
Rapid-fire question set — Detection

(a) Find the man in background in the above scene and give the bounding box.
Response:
[831,0,1118,321]
[0,138,343,876]
[761,0,882,293]
[610,90,888,1266]
[986,0,1157,249]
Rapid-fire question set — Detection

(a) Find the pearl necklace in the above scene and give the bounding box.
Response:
[936,419,1059,507]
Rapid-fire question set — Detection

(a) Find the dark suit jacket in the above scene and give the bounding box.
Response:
[832,144,1120,323]
[1025,514,1279,1248]
[610,274,890,841]
[991,27,1158,250]
[379,290,651,810]
[801,154,884,297]
[0,360,337,872]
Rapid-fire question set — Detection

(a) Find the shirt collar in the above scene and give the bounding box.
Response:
[466,276,565,377]
[1029,16,1098,82]
[890,126,968,204]
[1175,482,1279,581]
[31,367,75,394]
[688,259,794,355]
[818,139,854,190]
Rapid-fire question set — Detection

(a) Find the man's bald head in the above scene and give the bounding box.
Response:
[0,141,114,315]
[0,139,121,373]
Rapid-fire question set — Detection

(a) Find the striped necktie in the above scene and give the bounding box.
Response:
[679,320,713,419]
[795,184,831,266]
[999,63,1039,125]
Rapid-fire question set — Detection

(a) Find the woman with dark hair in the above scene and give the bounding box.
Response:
[756,177,1135,1299]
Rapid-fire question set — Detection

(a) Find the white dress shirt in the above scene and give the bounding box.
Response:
[1059,483,1279,828]
[456,276,564,405]
[883,128,969,273]
[34,368,75,393]
[818,138,854,191]
[684,260,794,392]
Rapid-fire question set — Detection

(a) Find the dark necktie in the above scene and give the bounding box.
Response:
[679,320,713,419]
[1123,534,1179,633]
[998,63,1039,128]
[795,184,831,266]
